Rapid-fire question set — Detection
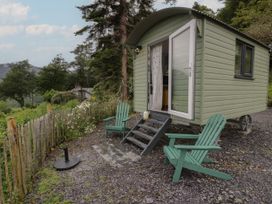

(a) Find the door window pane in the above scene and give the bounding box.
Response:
[171,28,190,113]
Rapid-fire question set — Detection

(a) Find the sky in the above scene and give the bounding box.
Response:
[0,0,224,67]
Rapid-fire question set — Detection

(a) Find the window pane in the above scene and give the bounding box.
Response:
[235,42,242,75]
[171,28,190,113]
[244,46,253,75]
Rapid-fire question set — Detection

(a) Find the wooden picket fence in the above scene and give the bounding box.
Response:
[0,110,70,203]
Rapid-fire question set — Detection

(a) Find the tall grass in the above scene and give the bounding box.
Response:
[268,83,272,107]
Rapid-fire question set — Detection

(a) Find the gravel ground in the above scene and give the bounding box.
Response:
[27,109,272,204]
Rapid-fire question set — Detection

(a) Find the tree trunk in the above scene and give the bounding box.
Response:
[120,0,128,101]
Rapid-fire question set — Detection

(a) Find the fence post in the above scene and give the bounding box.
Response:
[47,103,52,113]
[7,117,25,201]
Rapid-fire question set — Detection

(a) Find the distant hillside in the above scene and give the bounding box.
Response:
[0,63,41,79]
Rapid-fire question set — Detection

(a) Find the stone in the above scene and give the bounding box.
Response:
[234,198,243,204]
[145,197,154,203]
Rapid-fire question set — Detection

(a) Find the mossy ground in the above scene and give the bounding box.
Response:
[27,168,72,204]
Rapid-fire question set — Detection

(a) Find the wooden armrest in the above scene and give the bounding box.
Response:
[103,116,115,122]
[166,133,199,139]
[174,145,221,150]
[122,117,131,122]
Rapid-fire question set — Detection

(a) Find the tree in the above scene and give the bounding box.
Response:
[71,48,96,88]
[231,0,272,45]
[192,2,215,16]
[120,0,129,100]
[217,0,271,83]
[217,0,251,24]
[0,60,36,107]
[89,48,122,91]
[76,0,154,100]
[37,55,69,93]
[217,0,272,45]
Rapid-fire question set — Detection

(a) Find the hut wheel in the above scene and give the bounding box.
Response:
[239,115,252,132]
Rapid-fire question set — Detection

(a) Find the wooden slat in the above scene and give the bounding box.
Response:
[146,118,164,125]
[18,125,27,194]
[26,122,32,181]
[123,112,171,155]
[33,119,38,168]
[132,130,153,141]
[141,117,171,155]
[126,137,147,149]
[7,118,25,200]
[137,124,158,133]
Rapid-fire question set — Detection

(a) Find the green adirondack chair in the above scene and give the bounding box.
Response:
[163,114,232,182]
[103,101,130,137]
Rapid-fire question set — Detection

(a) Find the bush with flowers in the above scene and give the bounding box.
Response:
[63,96,118,139]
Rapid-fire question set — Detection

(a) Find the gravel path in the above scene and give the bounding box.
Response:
[27,109,272,204]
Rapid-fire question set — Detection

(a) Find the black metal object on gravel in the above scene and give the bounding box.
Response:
[53,147,80,170]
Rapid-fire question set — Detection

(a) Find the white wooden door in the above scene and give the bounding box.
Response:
[168,19,196,119]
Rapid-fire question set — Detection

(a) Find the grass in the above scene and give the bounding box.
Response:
[9,99,80,125]
[37,168,61,194]
[9,102,48,125]
[268,82,272,107]
[35,168,72,204]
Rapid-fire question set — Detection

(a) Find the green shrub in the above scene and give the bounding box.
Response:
[51,91,77,104]
[0,113,7,144]
[9,103,48,124]
[0,101,11,114]
[55,99,80,110]
[62,96,118,139]
[24,103,37,109]
[43,89,58,102]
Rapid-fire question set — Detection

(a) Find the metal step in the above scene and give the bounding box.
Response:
[132,130,153,141]
[147,118,164,125]
[126,137,147,149]
[137,124,158,133]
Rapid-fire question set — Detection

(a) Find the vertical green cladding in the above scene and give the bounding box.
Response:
[133,14,203,124]
[201,19,270,123]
